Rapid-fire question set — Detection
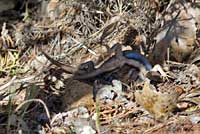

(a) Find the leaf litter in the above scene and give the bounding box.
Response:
[0,0,200,133]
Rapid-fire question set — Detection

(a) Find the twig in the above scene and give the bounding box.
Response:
[0,76,16,91]
[71,37,97,55]
[144,121,174,134]
[0,75,37,91]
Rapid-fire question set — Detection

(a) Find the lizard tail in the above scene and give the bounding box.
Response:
[124,52,152,71]
[42,51,77,74]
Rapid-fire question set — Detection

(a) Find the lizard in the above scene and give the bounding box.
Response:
[42,45,152,80]
[73,52,148,80]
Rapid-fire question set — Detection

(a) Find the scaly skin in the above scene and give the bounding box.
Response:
[42,47,151,80]
[73,53,147,79]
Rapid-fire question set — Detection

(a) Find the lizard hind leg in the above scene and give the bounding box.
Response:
[113,43,123,57]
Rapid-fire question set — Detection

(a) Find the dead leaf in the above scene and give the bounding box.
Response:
[152,1,199,63]
[188,48,200,66]
[135,79,179,120]
[47,0,66,20]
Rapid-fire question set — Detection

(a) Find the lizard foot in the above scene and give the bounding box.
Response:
[151,64,172,81]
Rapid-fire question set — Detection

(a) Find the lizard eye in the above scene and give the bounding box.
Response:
[175,37,179,44]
